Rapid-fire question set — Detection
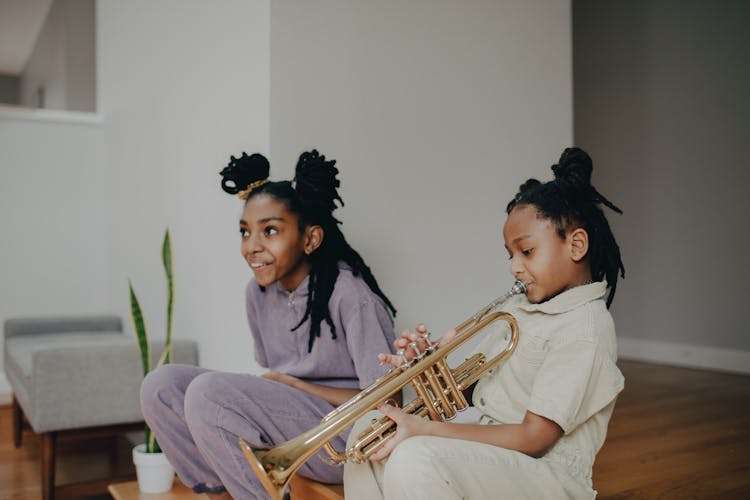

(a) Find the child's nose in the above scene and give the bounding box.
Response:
[509,256,523,277]
[241,234,262,255]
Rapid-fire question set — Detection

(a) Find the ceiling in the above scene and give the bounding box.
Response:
[0,0,53,76]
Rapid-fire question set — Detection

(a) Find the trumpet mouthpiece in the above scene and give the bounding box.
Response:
[511,280,526,295]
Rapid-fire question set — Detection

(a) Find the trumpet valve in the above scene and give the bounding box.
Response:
[408,341,422,357]
[421,329,432,344]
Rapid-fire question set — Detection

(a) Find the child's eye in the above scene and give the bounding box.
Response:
[264,227,278,236]
[239,228,249,238]
[522,248,533,256]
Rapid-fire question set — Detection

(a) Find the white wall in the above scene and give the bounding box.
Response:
[1,1,270,387]
[2,0,572,388]
[270,0,573,340]
[97,0,270,373]
[0,108,109,391]
[574,0,750,372]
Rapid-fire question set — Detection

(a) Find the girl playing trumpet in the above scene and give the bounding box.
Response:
[345,147,625,499]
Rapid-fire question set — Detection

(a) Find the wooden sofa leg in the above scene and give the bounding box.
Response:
[12,395,23,448]
[42,431,57,500]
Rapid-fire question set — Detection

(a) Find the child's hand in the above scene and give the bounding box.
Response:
[378,326,457,368]
[261,371,299,388]
[368,402,428,462]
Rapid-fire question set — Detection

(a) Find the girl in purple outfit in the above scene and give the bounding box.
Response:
[140,150,397,499]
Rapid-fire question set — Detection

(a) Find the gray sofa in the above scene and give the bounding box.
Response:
[4,315,198,499]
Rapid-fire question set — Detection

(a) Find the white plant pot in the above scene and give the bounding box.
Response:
[132,444,175,493]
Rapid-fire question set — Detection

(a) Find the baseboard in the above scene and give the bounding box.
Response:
[618,336,750,375]
[0,373,11,405]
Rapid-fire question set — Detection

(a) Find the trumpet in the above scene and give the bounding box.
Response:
[239,281,526,500]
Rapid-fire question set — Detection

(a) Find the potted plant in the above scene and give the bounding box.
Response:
[129,228,176,493]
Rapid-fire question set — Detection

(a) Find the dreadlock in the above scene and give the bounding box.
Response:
[220,150,397,351]
[506,147,625,307]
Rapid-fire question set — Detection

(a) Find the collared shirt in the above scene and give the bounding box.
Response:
[245,264,396,389]
[471,281,625,486]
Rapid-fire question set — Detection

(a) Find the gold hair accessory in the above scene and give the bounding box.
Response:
[238,179,269,200]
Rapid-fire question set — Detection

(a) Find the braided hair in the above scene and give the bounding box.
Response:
[220,150,397,351]
[506,147,625,307]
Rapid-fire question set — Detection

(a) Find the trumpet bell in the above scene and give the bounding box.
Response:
[238,439,284,499]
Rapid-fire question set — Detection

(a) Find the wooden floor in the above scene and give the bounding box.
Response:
[0,409,138,500]
[593,361,750,499]
[1,360,749,499]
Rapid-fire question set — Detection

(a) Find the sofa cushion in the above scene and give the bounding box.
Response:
[4,330,198,433]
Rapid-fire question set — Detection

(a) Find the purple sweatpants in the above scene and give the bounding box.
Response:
[140,364,347,498]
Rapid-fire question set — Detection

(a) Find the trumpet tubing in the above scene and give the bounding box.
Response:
[239,281,526,500]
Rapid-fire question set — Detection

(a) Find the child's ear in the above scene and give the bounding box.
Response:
[569,228,589,262]
[303,225,324,255]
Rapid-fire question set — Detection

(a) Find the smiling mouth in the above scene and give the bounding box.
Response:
[250,262,269,269]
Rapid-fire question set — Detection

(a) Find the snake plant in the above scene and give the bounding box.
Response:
[129,229,174,453]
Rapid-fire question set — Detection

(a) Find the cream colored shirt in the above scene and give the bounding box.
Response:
[471,281,624,488]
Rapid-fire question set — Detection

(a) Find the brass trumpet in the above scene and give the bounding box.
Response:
[239,281,526,499]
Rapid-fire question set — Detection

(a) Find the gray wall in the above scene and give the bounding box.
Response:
[20,0,95,111]
[271,0,573,339]
[574,1,750,352]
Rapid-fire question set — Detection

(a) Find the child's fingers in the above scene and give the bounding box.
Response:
[407,324,428,343]
[389,328,451,366]
[392,334,410,353]
[378,352,404,367]
[396,330,419,349]
[437,329,457,347]
[369,438,396,462]
[393,324,434,360]
[398,324,426,342]
[393,337,409,349]
[377,401,403,420]
[370,403,409,461]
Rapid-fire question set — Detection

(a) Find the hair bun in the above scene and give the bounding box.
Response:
[219,152,270,195]
[519,178,541,194]
[294,149,343,213]
[551,147,593,192]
